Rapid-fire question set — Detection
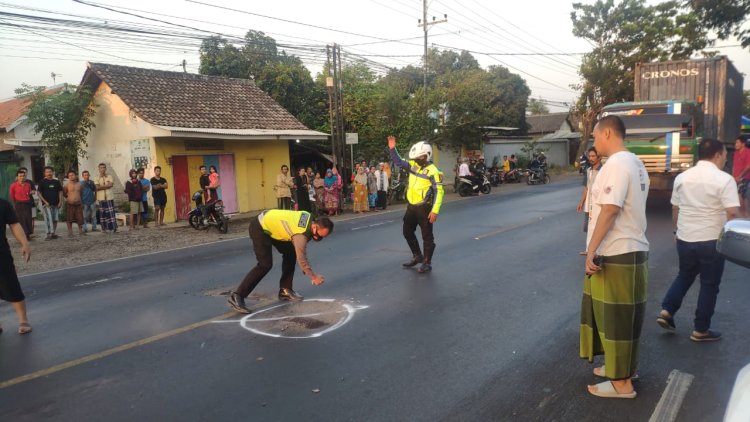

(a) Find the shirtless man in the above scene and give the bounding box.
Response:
[63,171,85,236]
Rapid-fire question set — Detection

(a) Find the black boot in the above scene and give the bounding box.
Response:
[402,255,423,267]
[278,288,304,302]
[227,292,251,314]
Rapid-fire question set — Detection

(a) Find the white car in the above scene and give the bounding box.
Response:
[718,219,750,421]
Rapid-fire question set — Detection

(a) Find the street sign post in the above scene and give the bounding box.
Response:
[346,133,358,176]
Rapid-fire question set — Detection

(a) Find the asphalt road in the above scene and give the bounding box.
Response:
[1,177,748,421]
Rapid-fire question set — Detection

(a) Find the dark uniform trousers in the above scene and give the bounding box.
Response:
[403,203,435,263]
[236,216,297,298]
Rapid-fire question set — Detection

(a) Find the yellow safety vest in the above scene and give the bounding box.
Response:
[389,148,445,214]
[259,210,312,241]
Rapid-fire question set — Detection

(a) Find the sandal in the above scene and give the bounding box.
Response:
[18,322,32,335]
[593,365,639,380]
[587,380,637,399]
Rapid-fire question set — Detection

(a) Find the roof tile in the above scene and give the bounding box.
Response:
[84,63,309,131]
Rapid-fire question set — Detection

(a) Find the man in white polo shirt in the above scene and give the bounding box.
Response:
[580,115,649,399]
[657,138,740,342]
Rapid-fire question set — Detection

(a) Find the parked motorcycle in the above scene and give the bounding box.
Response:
[458,172,491,197]
[388,178,407,204]
[488,168,503,187]
[526,165,551,185]
[188,191,229,233]
[503,168,523,183]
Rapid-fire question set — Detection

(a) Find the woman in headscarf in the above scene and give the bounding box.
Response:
[323,168,340,216]
[353,166,369,213]
[313,171,325,215]
[367,165,378,210]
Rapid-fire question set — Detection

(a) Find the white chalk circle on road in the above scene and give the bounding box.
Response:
[216,299,369,339]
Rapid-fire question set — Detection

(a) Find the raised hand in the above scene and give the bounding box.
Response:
[387,135,397,149]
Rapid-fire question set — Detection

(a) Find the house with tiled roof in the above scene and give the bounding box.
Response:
[79,62,328,222]
[0,86,64,199]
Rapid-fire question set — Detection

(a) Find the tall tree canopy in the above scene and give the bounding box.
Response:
[688,0,750,48]
[570,0,710,158]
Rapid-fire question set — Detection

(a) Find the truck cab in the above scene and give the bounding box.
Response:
[601,100,701,193]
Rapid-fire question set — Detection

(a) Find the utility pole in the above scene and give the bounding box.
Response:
[182,59,187,73]
[418,4,447,136]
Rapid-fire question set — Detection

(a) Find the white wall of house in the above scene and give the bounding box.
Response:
[79,81,169,204]
[433,144,460,187]
[484,139,570,168]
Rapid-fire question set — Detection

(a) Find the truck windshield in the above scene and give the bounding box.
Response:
[620,114,693,140]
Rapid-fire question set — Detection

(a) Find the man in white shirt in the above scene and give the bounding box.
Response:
[374,163,388,210]
[580,115,649,400]
[657,138,739,342]
[458,158,471,178]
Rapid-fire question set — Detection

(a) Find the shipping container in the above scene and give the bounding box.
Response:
[634,56,744,144]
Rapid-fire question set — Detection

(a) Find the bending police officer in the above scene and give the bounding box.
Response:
[228,209,334,314]
[387,135,445,273]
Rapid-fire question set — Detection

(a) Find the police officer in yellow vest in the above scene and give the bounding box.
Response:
[228,209,334,313]
[388,135,445,273]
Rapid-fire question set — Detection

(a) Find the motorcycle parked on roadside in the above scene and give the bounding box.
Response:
[526,165,551,185]
[488,168,502,187]
[458,171,491,197]
[388,178,406,204]
[188,191,229,233]
[503,168,523,183]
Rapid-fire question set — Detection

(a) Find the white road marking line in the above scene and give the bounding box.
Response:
[73,276,122,287]
[649,369,694,422]
[351,220,394,231]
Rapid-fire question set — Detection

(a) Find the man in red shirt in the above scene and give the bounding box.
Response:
[733,136,750,217]
[8,170,34,240]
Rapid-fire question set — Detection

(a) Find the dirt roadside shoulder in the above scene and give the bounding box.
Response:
[8,172,581,276]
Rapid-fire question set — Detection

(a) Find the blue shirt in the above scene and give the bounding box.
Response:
[139,178,151,201]
[81,180,97,205]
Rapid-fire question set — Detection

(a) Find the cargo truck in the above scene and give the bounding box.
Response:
[600,56,744,193]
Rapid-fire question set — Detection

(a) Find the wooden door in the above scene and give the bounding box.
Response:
[172,156,192,221]
[246,159,265,211]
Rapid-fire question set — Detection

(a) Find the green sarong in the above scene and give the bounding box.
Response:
[580,251,648,380]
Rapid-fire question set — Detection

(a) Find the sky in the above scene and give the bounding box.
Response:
[0,0,748,113]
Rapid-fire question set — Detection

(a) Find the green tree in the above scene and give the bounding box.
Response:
[570,0,710,159]
[688,0,750,48]
[527,98,550,115]
[15,84,96,175]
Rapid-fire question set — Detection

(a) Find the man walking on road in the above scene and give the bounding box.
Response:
[37,166,63,240]
[227,210,334,314]
[0,197,32,334]
[577,147,602,235]
[387,135,444,274]
[581,115,649,399]
[657,138,739,342]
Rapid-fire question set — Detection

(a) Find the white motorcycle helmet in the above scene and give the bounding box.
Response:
[408,141,433,161]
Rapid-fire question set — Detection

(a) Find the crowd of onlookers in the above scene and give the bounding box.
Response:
[275,160,393,216]
[6,163,175,241]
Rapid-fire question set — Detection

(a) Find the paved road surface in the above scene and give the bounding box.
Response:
[1,177,748,421]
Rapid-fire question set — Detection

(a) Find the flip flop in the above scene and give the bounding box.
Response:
[18,322,32,335]
[588,380,637,399]
[593,366,639,380]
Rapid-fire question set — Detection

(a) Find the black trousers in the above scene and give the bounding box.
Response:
[376,191,387,209]
[403,203,435,263]
[277,197,292,210]
[236,217,296,298]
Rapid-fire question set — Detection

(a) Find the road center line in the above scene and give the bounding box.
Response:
[74,276,122,287]
[0,311,237,390]
[649,369,694,422]
[474,217,544,240]
[351,220,394,231]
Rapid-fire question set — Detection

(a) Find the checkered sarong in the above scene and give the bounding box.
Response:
[99,199,118,231]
